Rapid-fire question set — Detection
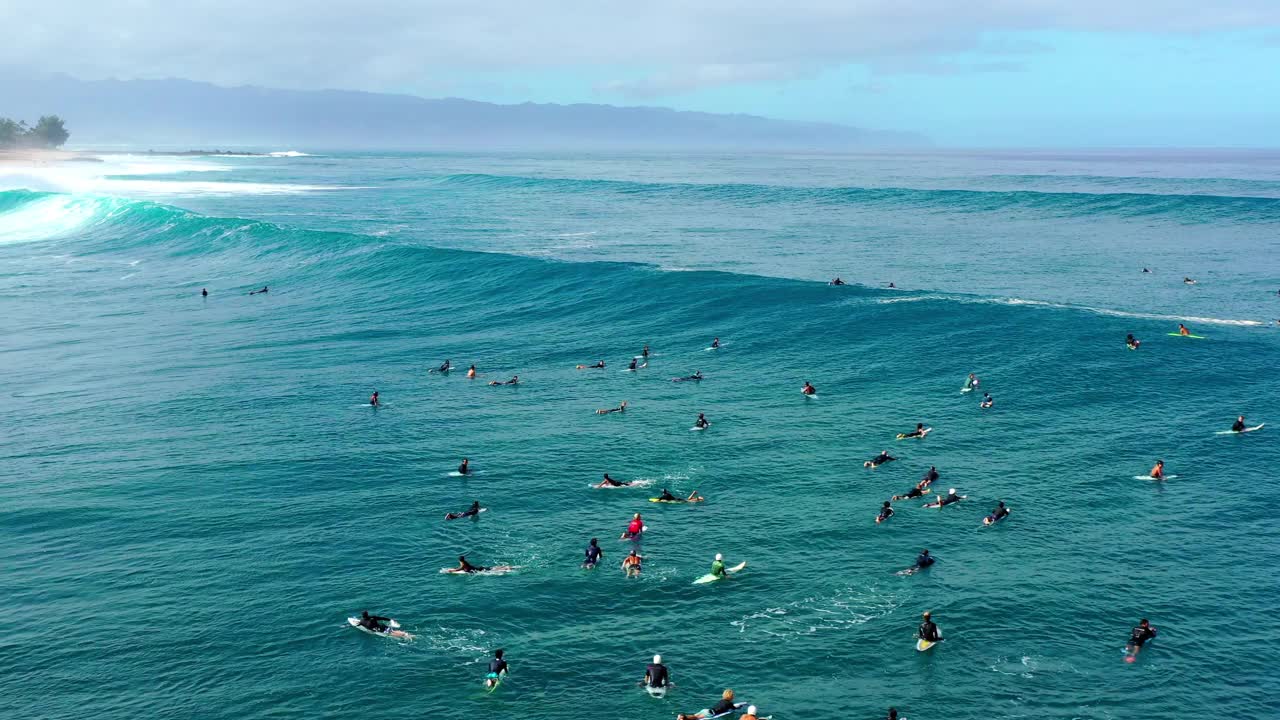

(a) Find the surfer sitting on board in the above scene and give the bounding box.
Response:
[628,357,646,371]
[583,538,603,568]
[577,360,606,369]
[864,450,897,468]
[467,364,477,378]
[964,373,979,390]
[622,550,642,576]
[645,655,670,691]
[876,501,894,524]
[1150,460,1165,480]
[802,381,817,395]
[369,391,379,407]
[830,277,846,285]
[458,458,470,475]
[488,375,519,386]
[711,337,720,349]
[595,473,630,488]
[918,611,942,643]
[596,401,628,415]
[436,359,452,373]
[694,413,710,429]
[445,501,482,520]
[673,371,703,382]
[1178,323,1192,336]
[1232,415,1247,432]
[710,553,730,579]
[1126,619,1158,658]
[980,392,994,408]
[1126,334,1141,350]
[678,689,738,720]
[357,610,393,633]
[454,555,487,574]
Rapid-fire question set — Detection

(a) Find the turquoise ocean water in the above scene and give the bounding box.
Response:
[2,151,1279,719]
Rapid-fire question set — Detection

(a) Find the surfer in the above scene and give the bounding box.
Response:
[201,288,208,297]
[445,501,482,520]
[986,501,1010,523]
[1142,268,1151,273]
[918,611,942,643]
[628,358,638,371]
[622,549,643,577]
[596,400,628,415]
[964,373,979,390]
[830,277,846,285]
[488,375,518,386]
[1150,460,1165,480]
[864,450,896,468]
[802,381,817,395]
[583,538,603,568]
[980,392,994,408]
[249,286,269,295]
[673,371,703,382]
[642,344,651,359]
[711,337,720,349]
[887,709,900,720]
[921,465,940,485]
[577,360,606,370]
[369,391,379,407]
[876,501,894,524]
[458,458,470,475]
[892,478,932,501]
[436,360,452,373]
[899,423,927,438]
[694,413,710,429]
[710,553,728,579]
[677,689,737,720]
[454,555,487,574]
[914,549,935,570]
[467,364,477,379]
[1127,619,1158,657]
[622,513,644,539]
[595,473,630,488]
[1178,323,1191,336]
[484,649,509,688]
[658,488,704,502]
[1231,415,1247,432]
[740,706,761,720]
[939,488,965,506]
[357,610,392,633]
[1126,334,1141,350]
[1183,277,1196,285]
[644,654,670,692]
[888,282,896,288]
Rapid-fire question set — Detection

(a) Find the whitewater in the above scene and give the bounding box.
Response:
[2,150,1277,720]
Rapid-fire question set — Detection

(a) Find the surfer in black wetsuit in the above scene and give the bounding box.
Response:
[201,288,208,297]
[892,480,930,501]
[596,473,628,488]
[694,413,710,429]
[446,501,482,520]
[864,450,896,468]
[458,458,470,475]
[1126,334,1140,349]
[583,538,603,568]
[830,277,846,286]
[369,391,379,407]
[915,549,935,570]
[488,375,518,386]
[484,649,509,687]
[357,610,391,633]
[900,423,927,438]
[673,371,703,382]
[645,654,670,691]
[678,689,737,720]
[922,466,939,485]
[437,360,452,373]
[455,555,487,574]
[711,337,720,349]
[659,488,680,502]
[986,501,1010,523]
[918,612,941,642]
[629,358,638,371]
[249,286,268,295]
[876,501,894,524]
[939,488,964,506]
[1127,619,1158,655]
[1232,415,1247,432]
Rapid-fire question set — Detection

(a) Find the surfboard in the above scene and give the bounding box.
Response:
[644,684,667,698]
[439,565,519,575]
[802,391,819,399]
[1133,474,1178,480]
[693,561,747,584]
[1167,333,1205,339]
[648,497,705,503]
[690,424,709,431]
[347,617,412,639]
[1216,424,1264,435]
[444,507,488,520]
[916,638,940,651]
[484,671,505,692]
[897,427,932,440]
[961,386,974,393]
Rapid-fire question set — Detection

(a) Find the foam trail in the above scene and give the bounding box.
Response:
[875,294,1266,327]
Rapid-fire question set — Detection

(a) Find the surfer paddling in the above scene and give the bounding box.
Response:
[678,689,739,720]
[596,400,627,415]
[1125,619,1158,661]
[864,450,896,468]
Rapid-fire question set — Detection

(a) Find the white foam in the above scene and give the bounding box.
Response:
[268,151,312,157]
[0,195,118,244]
[874,294,1265,327]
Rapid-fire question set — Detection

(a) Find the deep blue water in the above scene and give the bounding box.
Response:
[2,150,1278,720]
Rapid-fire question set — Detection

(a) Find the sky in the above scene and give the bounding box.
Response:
[4,1,1280,147]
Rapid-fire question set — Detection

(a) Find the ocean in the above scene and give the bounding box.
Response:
[2,150,1278,720]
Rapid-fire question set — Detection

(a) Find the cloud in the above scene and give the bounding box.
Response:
[2,1,1278,96]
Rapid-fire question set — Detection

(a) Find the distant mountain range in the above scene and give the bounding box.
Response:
[0,70,928,151]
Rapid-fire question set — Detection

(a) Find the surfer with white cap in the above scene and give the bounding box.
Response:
[644,654,671,692]
[709,553,728,580]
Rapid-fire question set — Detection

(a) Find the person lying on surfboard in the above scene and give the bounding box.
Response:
[864,450,896,468]
[644,655,670,692]
[1232,416,1247,432]
[596,401,628,415]
[802,381,816,395]
[892,478,932,501]
[454,555,487,574]
[939,488,965,506]
[677,689,738,720]
[914,549,935,570]
[898,423,928,438]
[445,501,482,520]
[1126,334,1141,349]
[985,501,1010,524]
[876,501,894,524]
[488,375,518,386]
[356,610,393,633]
[657,488,703,502]
[622,513,644,539]
[577,360,606,369]
[673,371,703,382]
[1126,619,1157,659]
[1150,460,1165,480]
[436,359,452,372]
[918,611,942,643]
[1183,277,1196,285]
[594,473,631,488]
